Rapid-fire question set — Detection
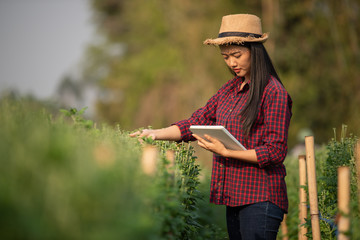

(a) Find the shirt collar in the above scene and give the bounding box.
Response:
[232,76,249,93]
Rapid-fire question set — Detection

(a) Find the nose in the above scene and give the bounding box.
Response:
[228,57,237,67]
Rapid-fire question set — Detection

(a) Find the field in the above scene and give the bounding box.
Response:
[1,98,359,239]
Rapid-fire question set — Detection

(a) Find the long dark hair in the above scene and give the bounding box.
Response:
[233,42,283,137]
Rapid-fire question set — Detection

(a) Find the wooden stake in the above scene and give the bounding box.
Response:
[298,155,308,240]
[141,145,158,176]
[281,214,289,240]
[305,136,321,240]
[165,149,175,173]
[337,166,350,240]
[356,140,360,213]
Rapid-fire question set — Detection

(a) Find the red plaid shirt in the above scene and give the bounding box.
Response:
[174,76,292,212]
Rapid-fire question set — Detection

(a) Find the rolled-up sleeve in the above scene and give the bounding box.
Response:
[173,118,194,142]
[255,86,292,168]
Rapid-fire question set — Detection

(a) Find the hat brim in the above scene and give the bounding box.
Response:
[203,33,269,45]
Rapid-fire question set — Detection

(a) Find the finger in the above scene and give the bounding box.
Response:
[192,134,208,143]
[204,134,221,145]
[148,133,156,140]
[204,134,216,142]
[192,134,201,140]
[140,129,153,138]
[129,131,141,137]
[197,140,207,149]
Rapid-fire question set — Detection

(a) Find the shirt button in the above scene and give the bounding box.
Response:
[218,182,222,186]
[229,109,232,112]
[219,164,223,168]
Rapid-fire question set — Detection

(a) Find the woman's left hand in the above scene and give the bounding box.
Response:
[192,134,228,157]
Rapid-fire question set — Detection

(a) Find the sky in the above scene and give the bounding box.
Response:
[0,0,94,99]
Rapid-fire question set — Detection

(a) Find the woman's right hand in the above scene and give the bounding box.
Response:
[129,125,182,142]
[129,129,157,140]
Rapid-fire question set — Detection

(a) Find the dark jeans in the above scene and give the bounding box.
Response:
[226,201,284,240]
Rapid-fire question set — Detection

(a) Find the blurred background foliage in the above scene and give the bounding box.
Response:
[82,0,359,147]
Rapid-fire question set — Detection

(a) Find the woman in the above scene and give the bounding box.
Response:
[131,14,292,239]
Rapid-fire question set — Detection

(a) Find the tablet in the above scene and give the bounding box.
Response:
[189,125,246,151]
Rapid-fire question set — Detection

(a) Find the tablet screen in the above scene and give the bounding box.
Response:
[189,125,246,151]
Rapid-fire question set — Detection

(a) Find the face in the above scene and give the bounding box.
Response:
[220,45,251,81]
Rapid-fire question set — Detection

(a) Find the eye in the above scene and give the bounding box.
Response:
[233,54,241,58]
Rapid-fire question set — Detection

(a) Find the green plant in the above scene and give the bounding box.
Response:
[318,125,358,239]
[283,125,359,240]
[149,140,227,239]
[301,125,359,239]
[0,98,227,239]
[60,107,94,129]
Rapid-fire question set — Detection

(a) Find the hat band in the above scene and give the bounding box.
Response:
[218,31,262,38]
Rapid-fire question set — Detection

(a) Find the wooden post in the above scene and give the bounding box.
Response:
[298,155,308,240]
[281,214,289,240]
[141,145,158,175]
[356,140,360,212]
[337,166,350,240]
[165,149,175,173]
[305,136,321,240]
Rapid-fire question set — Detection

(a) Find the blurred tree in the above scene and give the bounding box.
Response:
[88,0,260,127]
[275,0,360,143]
[85,0,359,145]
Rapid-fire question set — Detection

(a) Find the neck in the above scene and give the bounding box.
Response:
[240,77,249,91]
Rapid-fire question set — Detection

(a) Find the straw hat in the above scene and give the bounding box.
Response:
[204,14,268,45]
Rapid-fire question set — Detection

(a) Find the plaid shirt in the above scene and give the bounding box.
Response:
[174,76,292,212]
